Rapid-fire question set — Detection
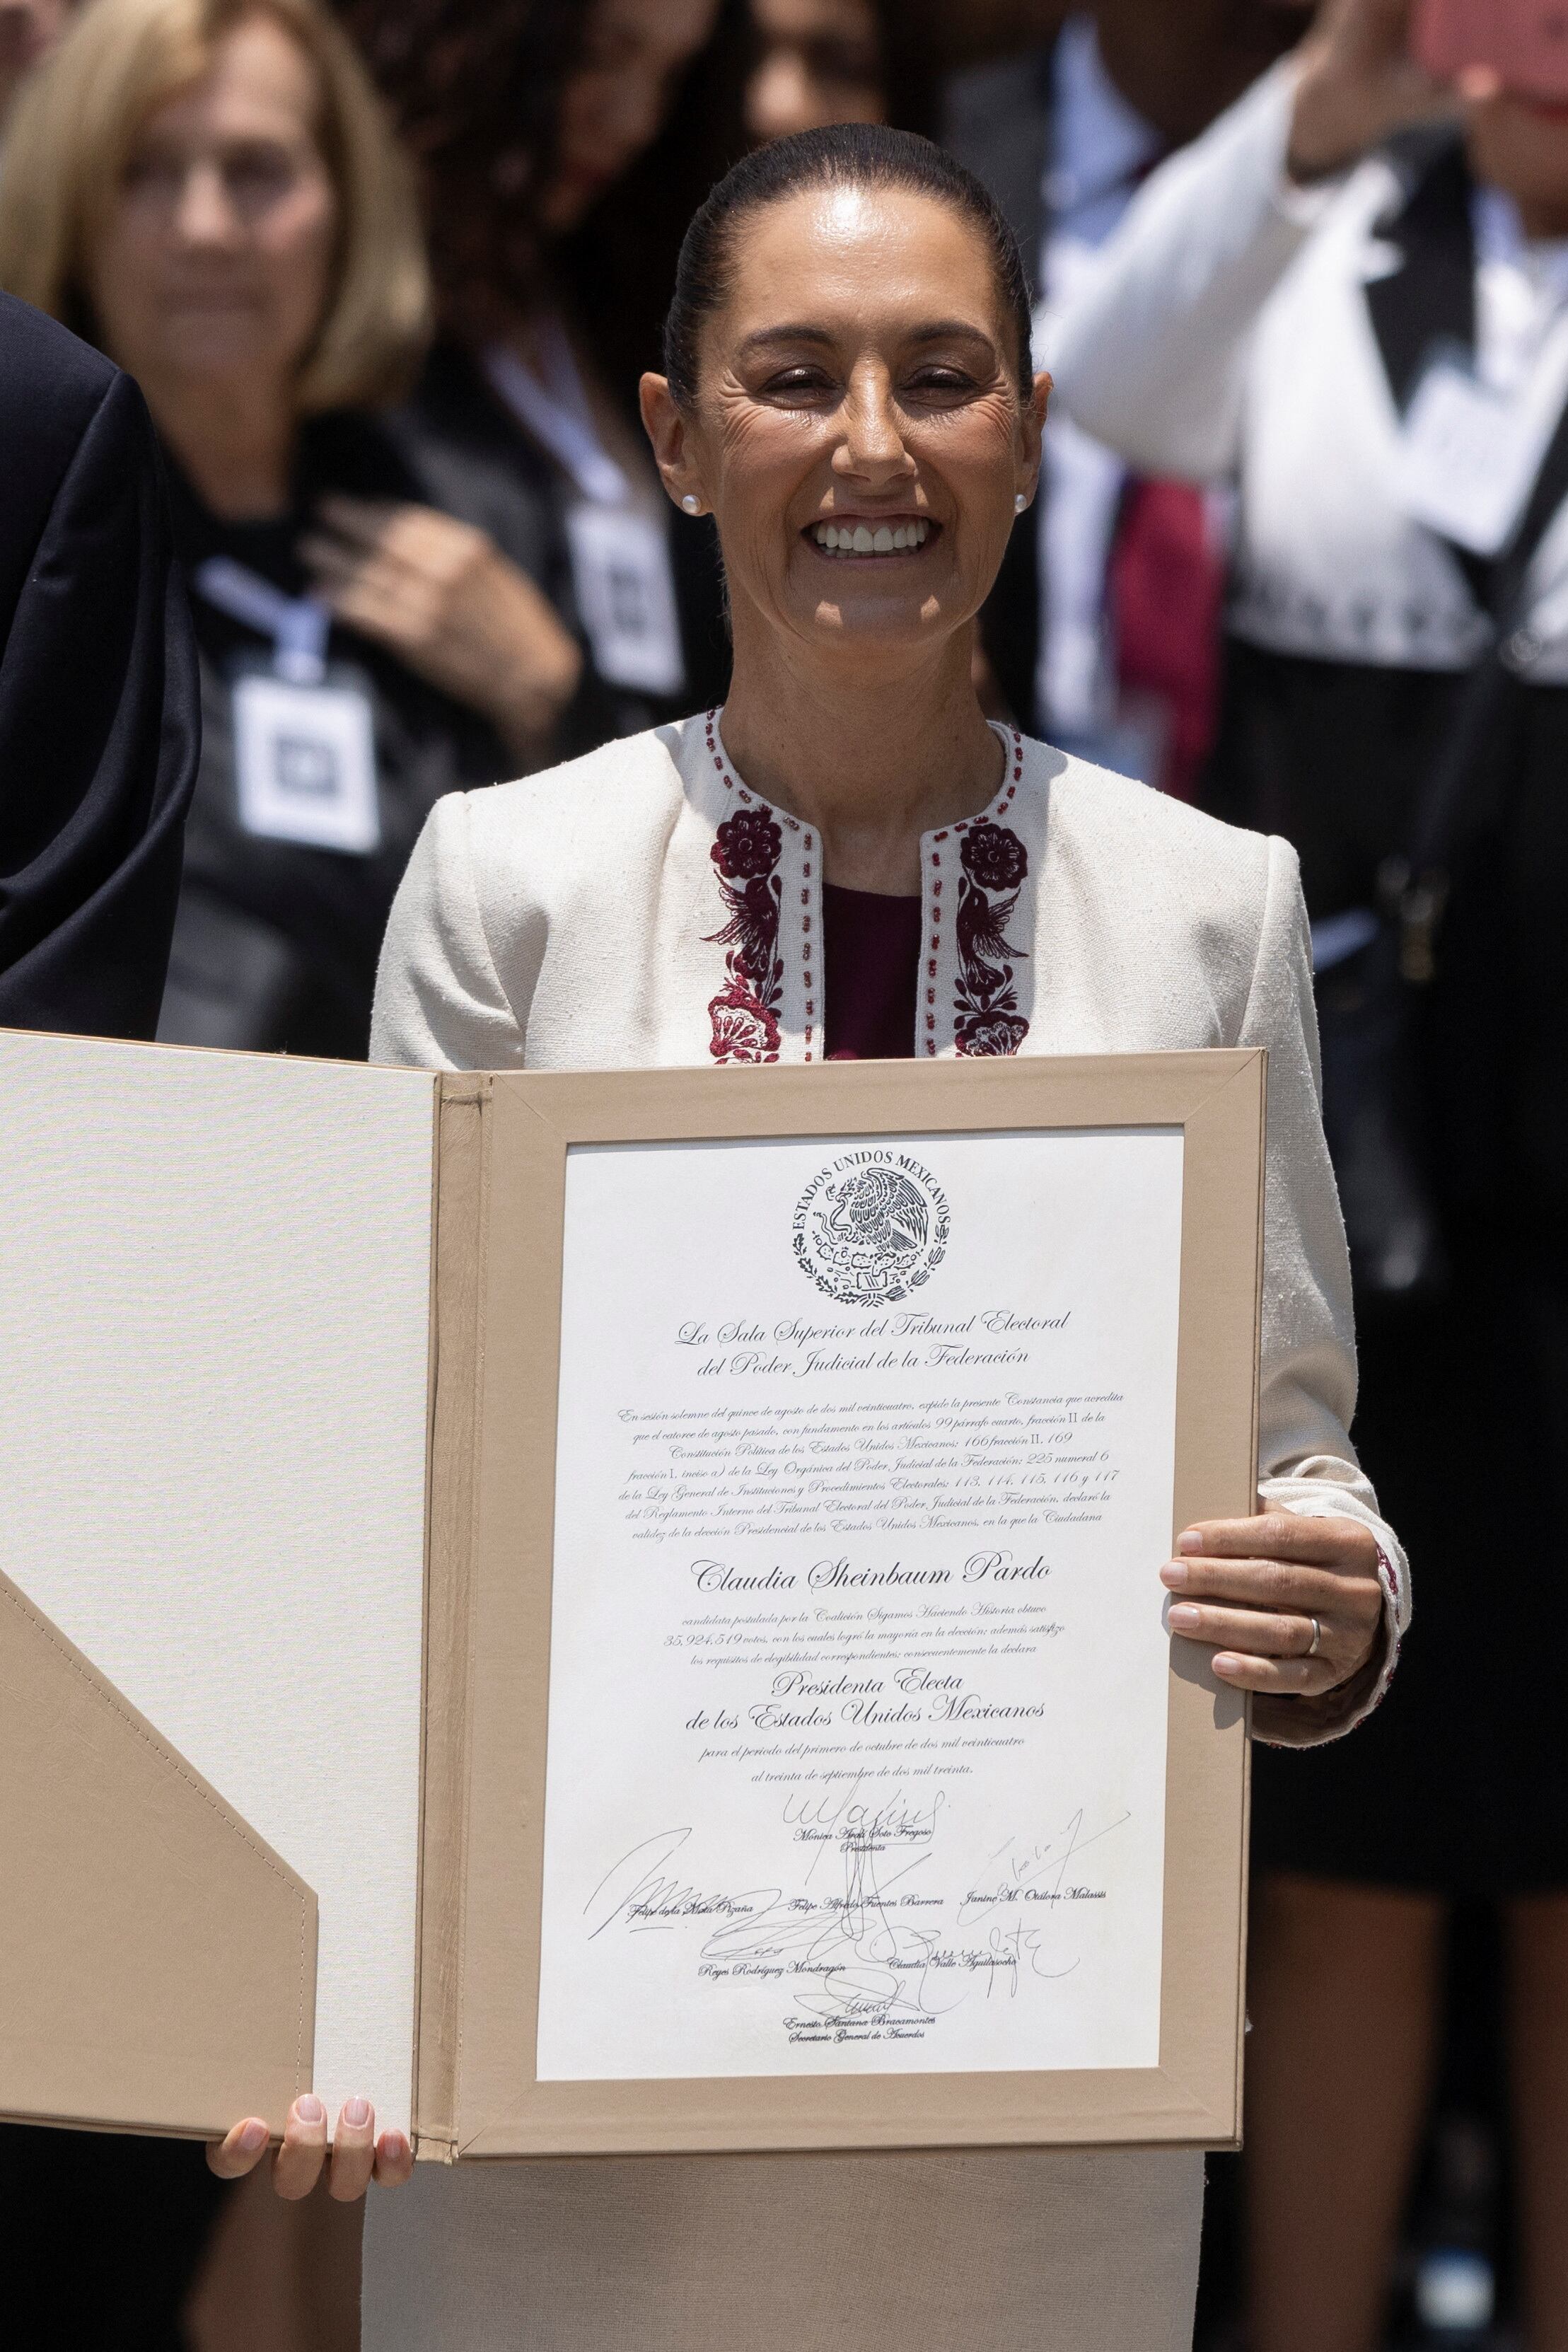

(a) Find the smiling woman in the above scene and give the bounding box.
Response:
[213,122,1423,2352]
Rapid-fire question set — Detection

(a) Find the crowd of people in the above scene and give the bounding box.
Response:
[1,0,1563,2347]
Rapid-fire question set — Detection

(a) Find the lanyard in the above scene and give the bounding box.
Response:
[193,556,332,685]
[482,317,631,508]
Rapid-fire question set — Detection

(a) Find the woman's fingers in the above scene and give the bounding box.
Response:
[272,2093,330,2200]
[1175,1511,1370,1568]
[1166,1602,1316,1658]
[1160,1512,1385,1693]
[313,496,486,583]
[299,546,436,653]
[206,2115,270,2179]
[1163,1552,1355,1614]
[1166,1603,1350,1697]
[1207,1649,1323,1696]
[310,573,425,644]
[1166,1517,1383,1613]
[297,533,417,614]
[207,2097,408,2199]
[314,492,405,551]
[327,2096,377,2202]
[296,528,363,584]
[374,2128,414,2188]
[300,527,436,610]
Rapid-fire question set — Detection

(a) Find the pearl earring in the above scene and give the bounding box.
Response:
[1014,492,1028,514]
[681,494,702,514]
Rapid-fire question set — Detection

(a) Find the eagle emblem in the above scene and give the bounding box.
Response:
[793,1154,949,1306]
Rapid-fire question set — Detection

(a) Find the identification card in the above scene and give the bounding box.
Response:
[232,665,381,856]
[1395,347,1568,556]
[564,505,685,697]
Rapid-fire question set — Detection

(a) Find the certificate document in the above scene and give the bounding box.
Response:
[538,1125,1185,2083]
[0,1045,1258,2157]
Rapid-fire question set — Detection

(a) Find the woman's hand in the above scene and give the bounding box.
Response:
[1161,1510,1386,1720]
[207,2094,414,2201]
[301,496,583,763]
[1288,0,1453,182]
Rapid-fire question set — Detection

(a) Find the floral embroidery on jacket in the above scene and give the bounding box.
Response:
[705,806,784,1062]
[952,822,1030,1056]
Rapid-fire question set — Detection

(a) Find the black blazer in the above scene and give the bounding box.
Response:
[0,294,198,1038]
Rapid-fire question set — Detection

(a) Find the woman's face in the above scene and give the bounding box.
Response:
[545,0,720,233]
[651,187,1047,677]
[744,0,884,146]
[89,14,336,400]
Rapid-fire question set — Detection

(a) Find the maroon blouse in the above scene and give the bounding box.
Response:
[822,883,923,1061]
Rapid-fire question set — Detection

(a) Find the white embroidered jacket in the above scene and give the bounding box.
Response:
[371,712,1410,1742]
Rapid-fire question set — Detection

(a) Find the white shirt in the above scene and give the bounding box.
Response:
[1474,186,1568,393]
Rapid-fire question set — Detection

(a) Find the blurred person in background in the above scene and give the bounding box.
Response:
[1055,1,1568,2345]
[743,0,885,138]
[741,0,936,142]
[944,0,1311,796]
[340,0,733,748]
[0,0,68,119]
[0,0,586,1058]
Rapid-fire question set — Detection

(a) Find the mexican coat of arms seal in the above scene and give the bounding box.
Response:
[792,1152,950,1306]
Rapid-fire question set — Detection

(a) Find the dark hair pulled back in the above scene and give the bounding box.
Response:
[663,124,1034,409]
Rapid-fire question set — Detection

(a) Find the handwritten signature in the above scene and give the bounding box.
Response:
[581,1788,1129,2032]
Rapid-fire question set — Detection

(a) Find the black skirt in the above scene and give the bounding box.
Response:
[1213,642,1568,1894]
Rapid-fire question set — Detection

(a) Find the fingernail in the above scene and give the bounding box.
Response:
[238,2119,267,2153]
[344,2097,370,2128]
[1161,1561,1187,1588]
[1212,1653,1239,1676]
[296,2094,325,2125]
[1176,1530,1202,1554]
[383,2131,410,2160]
[1168,1604,1200,1632]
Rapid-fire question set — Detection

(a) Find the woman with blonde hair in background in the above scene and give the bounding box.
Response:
[0,0,586,1057]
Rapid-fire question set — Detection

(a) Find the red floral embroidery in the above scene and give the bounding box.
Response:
[960,823,1027,896]
[706,809,784,1062]
[953,822,1029,1058]
[712,807,781,881]
[707,982,781,1062]
[956,1008,1030,1055]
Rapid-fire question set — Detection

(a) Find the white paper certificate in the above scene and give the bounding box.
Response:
[536,1125,1185,2082]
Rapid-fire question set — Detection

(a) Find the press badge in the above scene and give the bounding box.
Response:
[232,661,381,856]
[564,505,684,697]
[1395,343,1568,556]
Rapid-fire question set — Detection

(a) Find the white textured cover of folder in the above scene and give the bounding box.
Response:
[0,1034,434,2133]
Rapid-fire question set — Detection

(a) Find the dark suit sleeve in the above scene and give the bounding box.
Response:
[0,361,199,1038]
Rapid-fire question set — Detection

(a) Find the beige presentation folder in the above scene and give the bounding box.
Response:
[0,1031,1264,2161]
